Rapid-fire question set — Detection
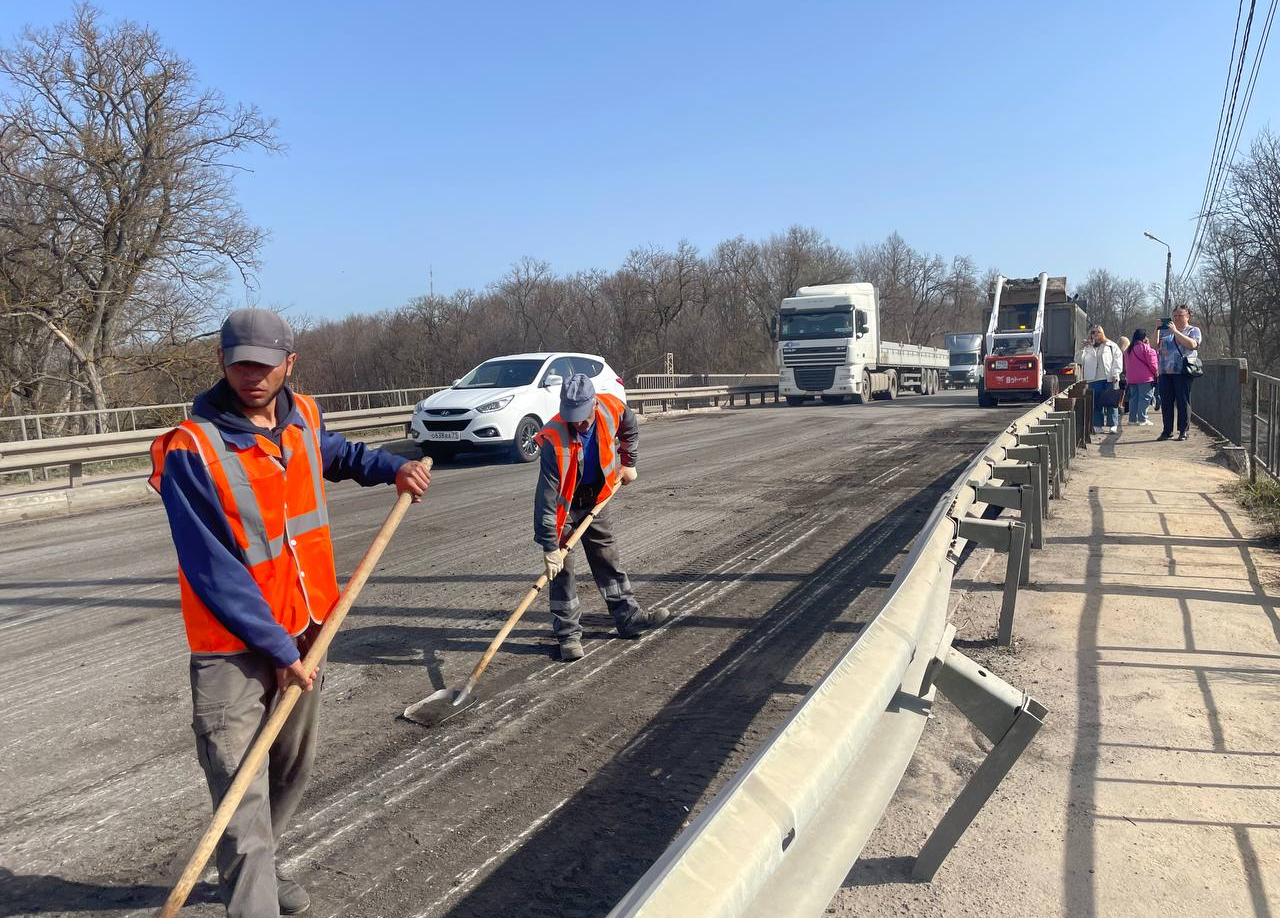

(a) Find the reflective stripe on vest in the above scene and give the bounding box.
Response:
[187,407,329,569]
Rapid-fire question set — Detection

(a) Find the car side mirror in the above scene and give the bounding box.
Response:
[451,378,461,386]
[543,374,564,388]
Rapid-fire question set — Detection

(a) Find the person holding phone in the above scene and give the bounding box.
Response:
[1078,325,1123,433]
[1156,305,1203,441]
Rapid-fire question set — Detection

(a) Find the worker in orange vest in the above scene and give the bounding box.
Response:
[533,373,669,661]
[149,309,430,917]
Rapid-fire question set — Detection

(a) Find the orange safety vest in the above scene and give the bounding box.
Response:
[534,392,626,545]
[148,394,340,655]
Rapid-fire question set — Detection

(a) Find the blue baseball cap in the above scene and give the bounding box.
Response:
[560,373,597,423]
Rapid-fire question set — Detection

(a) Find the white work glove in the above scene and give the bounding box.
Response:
[620,466,638,486]
[544,549,566,580]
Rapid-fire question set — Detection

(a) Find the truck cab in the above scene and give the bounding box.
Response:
[777,284,877,404]
[776,284,947,404]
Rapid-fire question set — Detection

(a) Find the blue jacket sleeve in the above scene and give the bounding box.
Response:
[317,408,406,485]
[159,449,300,668]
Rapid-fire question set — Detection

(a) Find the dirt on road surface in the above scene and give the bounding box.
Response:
[1,393,1020,917]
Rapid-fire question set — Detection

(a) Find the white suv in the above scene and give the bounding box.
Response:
[408,352,627,462]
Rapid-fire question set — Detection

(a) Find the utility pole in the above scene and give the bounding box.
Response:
[1143,232,1172,313]
[429,264,434,298]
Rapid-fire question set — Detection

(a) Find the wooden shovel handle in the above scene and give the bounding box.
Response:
[157,468,426,917]
[460,493,613,694]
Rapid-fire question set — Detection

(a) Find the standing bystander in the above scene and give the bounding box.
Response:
[1124,330,1159,426]
[1156,306,1203,442]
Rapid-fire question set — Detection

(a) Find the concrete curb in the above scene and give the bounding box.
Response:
[0,478,158,525]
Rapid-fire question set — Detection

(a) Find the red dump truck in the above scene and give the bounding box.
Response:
[977,273,1088,407]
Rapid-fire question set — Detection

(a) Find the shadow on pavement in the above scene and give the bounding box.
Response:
[0,867,219,916]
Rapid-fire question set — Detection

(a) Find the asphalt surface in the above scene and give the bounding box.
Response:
[0,392,1021,917]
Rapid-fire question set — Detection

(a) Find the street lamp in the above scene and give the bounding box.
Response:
[1143,231,1172,314]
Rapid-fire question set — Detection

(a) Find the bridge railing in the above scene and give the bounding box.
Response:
[0,387,449,443]
[607,384,1088,918]
[0,383,782,488]
[1248,371,1280,485]
[1191,358,1249,445]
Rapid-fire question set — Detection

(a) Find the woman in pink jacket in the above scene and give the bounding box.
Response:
[1124,329,1160,425]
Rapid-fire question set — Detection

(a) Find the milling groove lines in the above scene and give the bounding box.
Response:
[275,510,831,876]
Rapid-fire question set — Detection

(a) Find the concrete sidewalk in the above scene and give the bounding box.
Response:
[833,426,1280,917]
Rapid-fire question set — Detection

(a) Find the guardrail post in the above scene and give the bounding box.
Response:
[1018,431,1060,499]
[1027,420,1068,481]
[986,464,1042,549]
[1045,410,1077,461]
[1250,376,1259,485]
[913,647,1047,881]
[1004,444,1050,519]
[956,517,1027,644]
[69,461,83,488]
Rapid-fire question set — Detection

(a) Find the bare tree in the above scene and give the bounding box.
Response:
[0,4,277,427]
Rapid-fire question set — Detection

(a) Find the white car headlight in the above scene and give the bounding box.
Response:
[476,395,514,413]
[416,399,431,411]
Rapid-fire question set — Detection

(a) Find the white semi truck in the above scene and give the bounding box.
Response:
[776,283,949,405]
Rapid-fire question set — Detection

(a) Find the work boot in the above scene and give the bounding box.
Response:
[617,608,671,639]
[277,875,311,915]
[559,636,584,662]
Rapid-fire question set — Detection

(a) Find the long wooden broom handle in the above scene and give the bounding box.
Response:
[459,492,614,695]
[157,478,424,918]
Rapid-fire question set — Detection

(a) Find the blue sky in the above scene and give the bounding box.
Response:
[2,2,1274,318]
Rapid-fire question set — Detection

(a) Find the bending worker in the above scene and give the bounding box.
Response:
[149,310,431,917]
[534,372,669,661]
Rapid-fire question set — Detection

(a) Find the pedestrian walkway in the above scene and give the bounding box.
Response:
[832,425,1280,918]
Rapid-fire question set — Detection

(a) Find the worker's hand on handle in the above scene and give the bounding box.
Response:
[276,659,315,695]
[620,466,638,486]
[544,548,566,580]
[396,460,432,502]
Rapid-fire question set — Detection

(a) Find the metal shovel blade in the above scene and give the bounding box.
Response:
[401,685,477,728]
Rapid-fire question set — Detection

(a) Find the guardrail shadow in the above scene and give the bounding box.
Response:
[1065,485,1280,918]
[439,466,965,918]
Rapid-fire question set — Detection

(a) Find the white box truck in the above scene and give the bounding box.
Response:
[943,332,984,389]
[776,284,949,405]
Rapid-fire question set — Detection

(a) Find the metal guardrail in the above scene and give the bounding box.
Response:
[0,384,783,487]
[607,384,1089,918]
[0,386,448,442]
[1248,371,1280,485]
[635,373,780,390]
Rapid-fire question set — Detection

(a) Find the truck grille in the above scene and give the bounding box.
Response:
[794,367,837,391]
[782,345,847,367]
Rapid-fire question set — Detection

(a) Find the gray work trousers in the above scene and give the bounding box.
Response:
[549,500,641,640]
[190,641,323,918]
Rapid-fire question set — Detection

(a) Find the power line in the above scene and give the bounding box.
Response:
[1182,0,1255,282]
[1193,0,1279,278]
[1184,0,1246,278]
[1182,0,1279,283]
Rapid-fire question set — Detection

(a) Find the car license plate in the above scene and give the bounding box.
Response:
[427,431,461,441]
[992,360,1009,369]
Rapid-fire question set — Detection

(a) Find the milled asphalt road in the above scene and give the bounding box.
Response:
[0,392,1021,918]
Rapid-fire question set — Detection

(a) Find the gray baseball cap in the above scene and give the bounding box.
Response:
[560,373,597,423]
[220,309,294,366]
